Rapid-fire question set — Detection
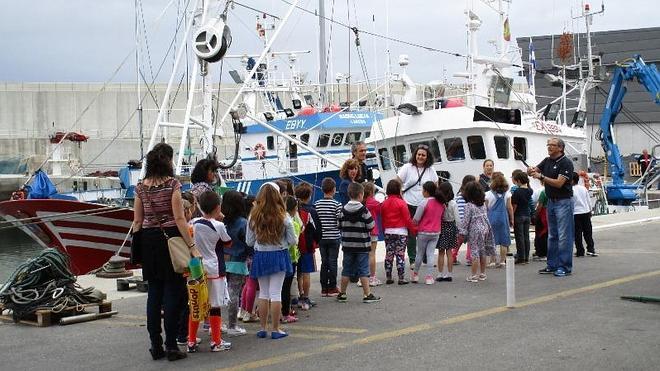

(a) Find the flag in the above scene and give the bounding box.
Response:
[503,18,511,41]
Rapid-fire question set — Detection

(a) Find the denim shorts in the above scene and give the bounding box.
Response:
[341,252,370,278]
[297,252,316,273]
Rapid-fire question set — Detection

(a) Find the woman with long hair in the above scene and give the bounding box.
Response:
[132,143,195,361]
[246,182,297,339]
[396,144,438,280]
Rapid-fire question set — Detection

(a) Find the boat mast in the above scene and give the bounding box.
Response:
[135,0,144,160]
[318,0,327,106]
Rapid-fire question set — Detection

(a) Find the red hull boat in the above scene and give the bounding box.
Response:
[0,199,134,275]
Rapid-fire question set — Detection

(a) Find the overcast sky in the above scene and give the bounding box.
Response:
[0,0,656,84]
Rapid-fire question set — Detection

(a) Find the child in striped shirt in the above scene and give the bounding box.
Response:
[337,183,381,303]
[314,178,343,297]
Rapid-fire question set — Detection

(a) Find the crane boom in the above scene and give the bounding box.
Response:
[599,55,660,204]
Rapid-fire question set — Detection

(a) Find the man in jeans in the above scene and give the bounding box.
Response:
[528,137,575,277]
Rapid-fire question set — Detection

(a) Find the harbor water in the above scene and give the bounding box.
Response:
[0,228,43,282]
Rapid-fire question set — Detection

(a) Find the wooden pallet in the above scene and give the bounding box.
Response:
[0,301,112,327]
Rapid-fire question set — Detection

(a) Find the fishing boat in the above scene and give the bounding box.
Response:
[0,0,608,274]
[0,0,380,274]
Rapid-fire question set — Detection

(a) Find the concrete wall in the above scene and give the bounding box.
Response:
[0,82,238,174]
[0,82,398,175]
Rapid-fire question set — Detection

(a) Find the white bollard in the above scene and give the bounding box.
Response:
[506,254,515,308]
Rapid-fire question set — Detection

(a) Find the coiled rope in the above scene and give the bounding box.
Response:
[0,249,104,321]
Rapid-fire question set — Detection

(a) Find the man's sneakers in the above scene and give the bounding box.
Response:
[209,339,232,352]
[586,251,599,257]
[553,268,571,277]
[538,267,555,274]
[336,292,348,302]
[363,293,381,303]
[326,287,340,297]
[435,276,453,282]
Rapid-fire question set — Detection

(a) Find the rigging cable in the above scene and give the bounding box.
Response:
[274,0,467,58]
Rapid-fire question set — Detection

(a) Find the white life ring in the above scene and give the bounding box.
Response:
[254,143,266,159]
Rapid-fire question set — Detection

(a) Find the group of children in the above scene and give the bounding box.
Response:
[175,166,597,354]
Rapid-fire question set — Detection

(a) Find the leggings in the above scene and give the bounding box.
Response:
[241,277,258,313]
[225,273,246,329]
[415,234,438,276]
[257,271,286,302]
[406,205,417,264]
[281,274,295,316]
[384,233,407,279]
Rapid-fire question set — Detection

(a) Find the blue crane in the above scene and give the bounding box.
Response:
[597,55,660,205]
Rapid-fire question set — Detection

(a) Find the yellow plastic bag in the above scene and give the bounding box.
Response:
[187,274,209,322]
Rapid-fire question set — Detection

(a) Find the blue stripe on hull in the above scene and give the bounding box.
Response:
[225,171,382,203]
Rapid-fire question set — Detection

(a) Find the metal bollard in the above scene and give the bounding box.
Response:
[506,253,515,308]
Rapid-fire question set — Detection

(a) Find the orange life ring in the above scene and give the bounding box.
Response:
[254,143,266,159]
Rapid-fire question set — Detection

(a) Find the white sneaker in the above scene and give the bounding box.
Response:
[241,311,251,322]
[411,271,419,283]
[210,339,231,352]
[424,275,434,285]
[226,326,247,337]
[357,279,363,287]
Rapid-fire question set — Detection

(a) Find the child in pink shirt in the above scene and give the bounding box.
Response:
[363,183,382,286]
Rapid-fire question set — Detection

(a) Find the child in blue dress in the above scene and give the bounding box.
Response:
[485,172,513,268]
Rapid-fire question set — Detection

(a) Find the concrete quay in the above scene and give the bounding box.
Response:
[1,209,659,371]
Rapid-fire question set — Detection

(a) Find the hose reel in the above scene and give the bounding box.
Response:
[193,15,232,63]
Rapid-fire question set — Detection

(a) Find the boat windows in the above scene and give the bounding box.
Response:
[364,131,371,139]
[300,134,310,145]
[513,137,527,161]
[266,136,275,150]
[473,106,521,125]
[378,148,392,170]
[392,145,408,166]
[443,138,465,161]
[344,132,362,146]
[409,140,442,163]
[317,133,330,147]
[494,136,509,159]
[467,135,486,160]
[331,133,345,147]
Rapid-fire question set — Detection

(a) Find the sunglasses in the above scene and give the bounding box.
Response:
[417,144,429,150]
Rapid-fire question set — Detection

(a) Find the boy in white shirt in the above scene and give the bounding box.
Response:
[188,191,233,353]
[571,172,597,257]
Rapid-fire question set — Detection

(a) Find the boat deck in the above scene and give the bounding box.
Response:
[2,209,660,370]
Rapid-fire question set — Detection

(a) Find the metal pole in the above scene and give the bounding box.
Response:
[135,0,144,160]
[140,0,200,179]
[318,0,327,106]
